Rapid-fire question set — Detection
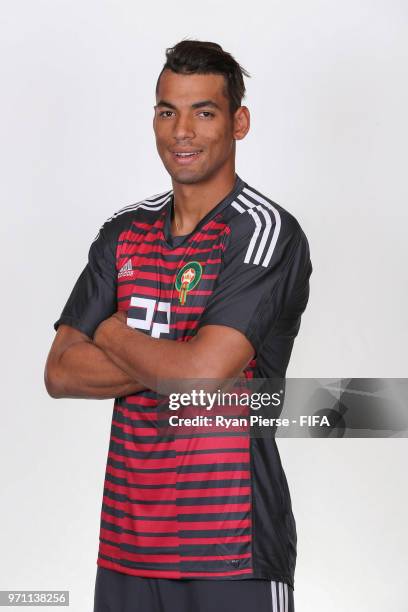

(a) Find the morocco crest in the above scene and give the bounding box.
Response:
[175,261,202,305]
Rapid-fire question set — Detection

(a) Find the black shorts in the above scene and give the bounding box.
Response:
[93,567,294,612]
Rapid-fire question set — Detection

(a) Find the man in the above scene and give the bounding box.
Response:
[45,40,312,612]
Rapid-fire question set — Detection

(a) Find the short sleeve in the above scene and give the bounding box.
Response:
[198,218,312,354]
[54,222,118,338]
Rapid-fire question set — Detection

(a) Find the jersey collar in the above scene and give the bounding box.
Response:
[162,174,245,248]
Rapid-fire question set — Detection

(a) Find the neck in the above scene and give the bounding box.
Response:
[171,167,237,236]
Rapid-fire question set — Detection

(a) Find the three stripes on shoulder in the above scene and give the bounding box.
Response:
[92,191,172,243]
[231,186,281,268]
[93,186,281,268]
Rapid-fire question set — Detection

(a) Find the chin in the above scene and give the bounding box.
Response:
[168,167,210,185]
[172,174,203,185]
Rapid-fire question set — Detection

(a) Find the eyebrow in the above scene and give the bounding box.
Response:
[155,99,221,110]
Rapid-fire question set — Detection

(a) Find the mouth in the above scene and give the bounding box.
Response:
[171,149,203,165]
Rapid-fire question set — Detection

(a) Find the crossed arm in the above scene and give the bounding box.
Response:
[44,311,255,400]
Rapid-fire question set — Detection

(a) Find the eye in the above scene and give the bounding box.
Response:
[198,111,215,118]
[158,110,175,118]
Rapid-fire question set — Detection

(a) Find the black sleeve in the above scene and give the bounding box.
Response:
[54,222,118,338]
[198,218,312,354]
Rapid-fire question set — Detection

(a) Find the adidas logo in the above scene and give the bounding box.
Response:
[118,259,133,278]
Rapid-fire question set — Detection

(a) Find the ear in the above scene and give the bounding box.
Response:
[152,106,157,132]
[233,106,250,140]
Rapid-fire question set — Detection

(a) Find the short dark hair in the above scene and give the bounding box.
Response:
[156,40,250,113]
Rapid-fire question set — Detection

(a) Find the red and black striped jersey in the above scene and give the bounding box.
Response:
[55,175,312,587]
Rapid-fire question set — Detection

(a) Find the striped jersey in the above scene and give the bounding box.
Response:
[55,175,312,587]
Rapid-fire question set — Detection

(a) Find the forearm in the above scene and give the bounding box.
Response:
[94,316,253,394]
[95,325,200,392]
[45,338,145,399]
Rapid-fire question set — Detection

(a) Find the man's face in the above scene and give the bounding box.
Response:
[153,70,238,185]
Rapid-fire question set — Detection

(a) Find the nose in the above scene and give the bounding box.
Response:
[173,113,195,141]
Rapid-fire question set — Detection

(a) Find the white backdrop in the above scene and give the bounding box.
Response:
[1,1,407,610]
